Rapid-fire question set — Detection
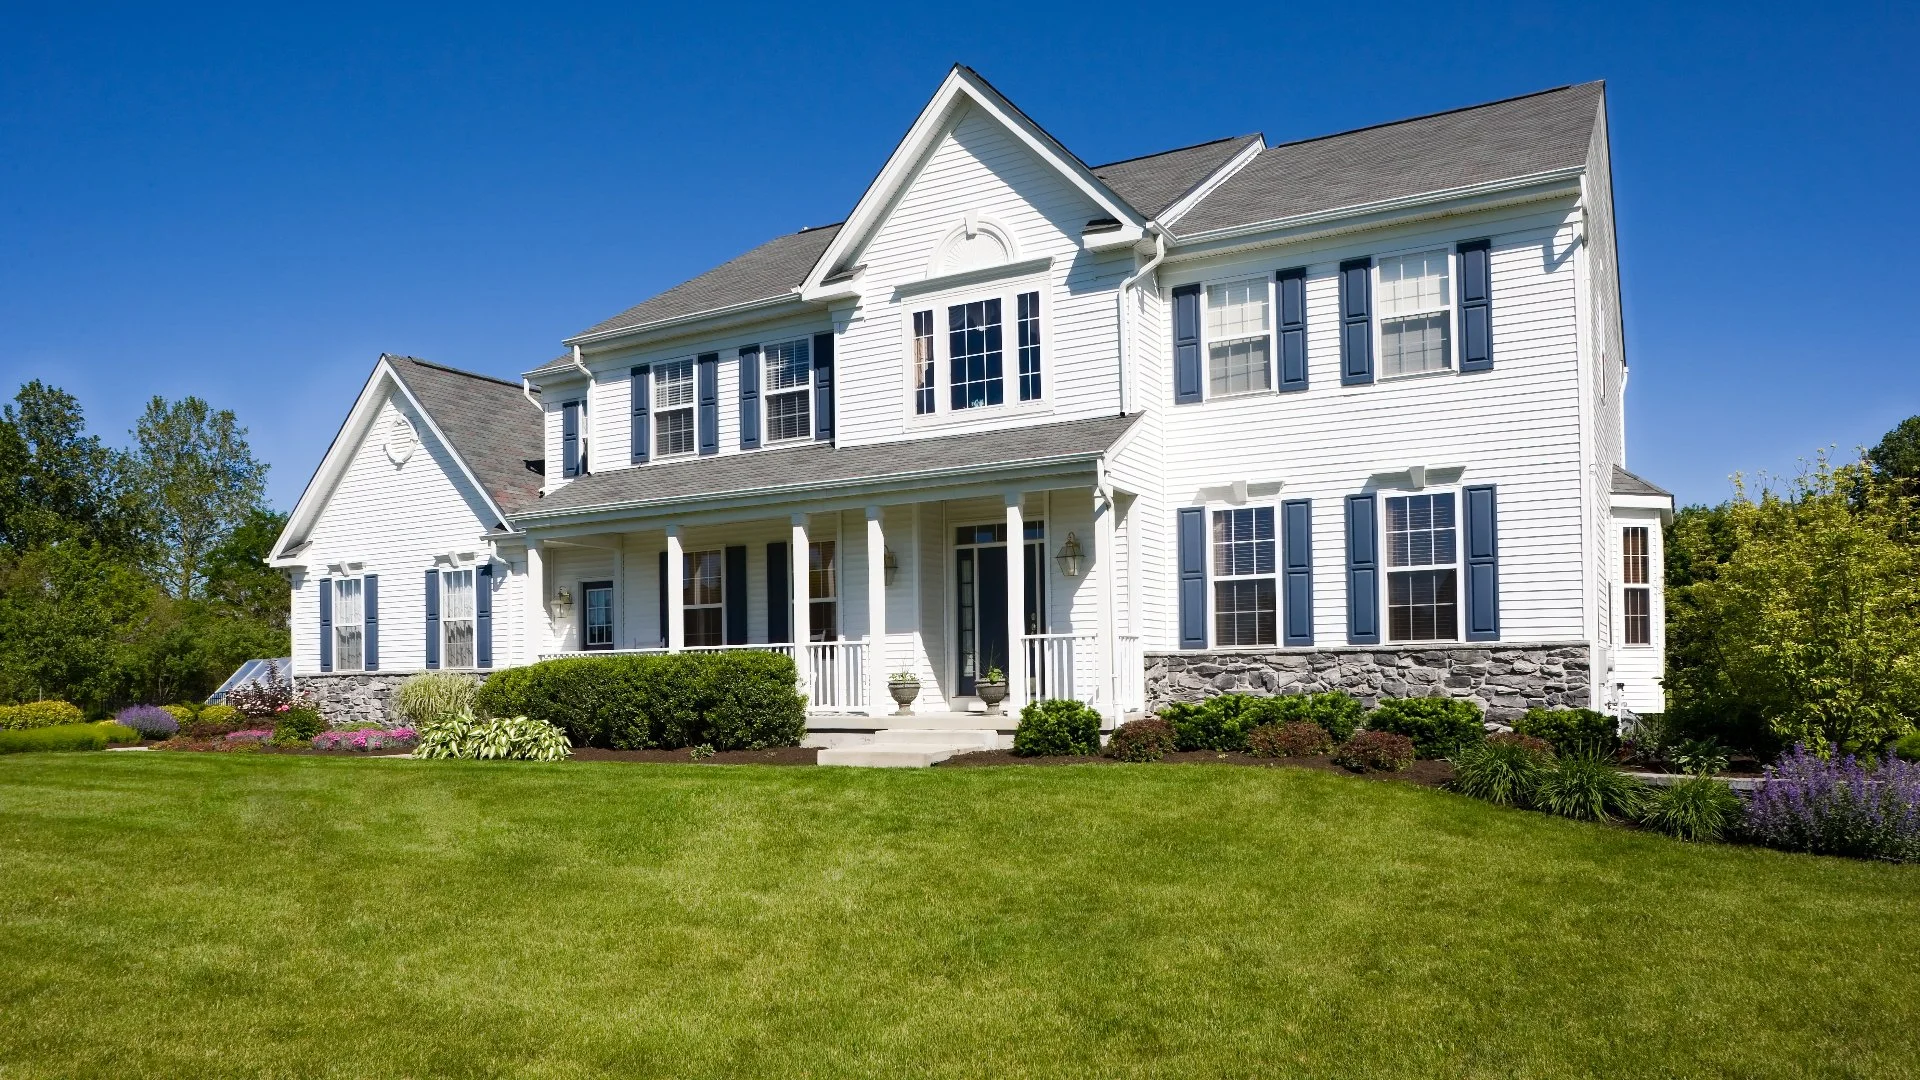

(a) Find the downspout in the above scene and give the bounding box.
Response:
[1114,225,1168,416]
[571,344,593,474]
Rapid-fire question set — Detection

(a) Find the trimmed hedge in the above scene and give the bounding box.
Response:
[1012,699,1101,756]
[475,651,806,750]
[1159,692,1365,752]
[1367,696,1485,759]
[1512,707,1619,755]
[0,722,137,754]
[0,701,86,731]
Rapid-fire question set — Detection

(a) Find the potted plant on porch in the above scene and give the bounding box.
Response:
[976,667,1008,715]
[888,671,921,716]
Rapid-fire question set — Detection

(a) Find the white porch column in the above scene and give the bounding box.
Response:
[611,538,627,649]
[790,514,811,704]
[524,538,546,663]
[665,526,684,653]
[1094,486,1118,723]
[1005,491,1026,715]
[866,505,887,714]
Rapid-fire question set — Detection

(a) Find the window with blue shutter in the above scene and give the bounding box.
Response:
[362,574,379,670]
[561,401,581,477]
[725,546,748,645]
[767,542,789,644]
[1177,506,1207,648]
[812,332,835,441]
[630,366,650,464]
[475,563,493,668]
[1276,268,1308,392]
[1339,258,1373,385]
[696,352,719,456]
[1282,499,1313,645]
[1463,485,1500,640]
[738,346,761,450]
[1457,239,1493,372]
[318,579,333,672]
[1173,284,1202,404]
[423,569,440,669]
[1345,494,1380,644]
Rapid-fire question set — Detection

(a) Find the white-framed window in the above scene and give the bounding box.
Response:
[904,282,1047,417]
[1212,507,1277,647]
[441,569,475,668]
[653,358,696,457]
[683,550,723,647]
[949,298,1003,409]
[764,339,812,443]
[1376,250,1453,378]
[1205,278,1272,398]
[333,577,364,672]
[912,310,936,415]
[1622,526,1651,646]
[809,540,838,641]
[1016,290,1042,401]
[1385,492,1459,641]
[583,580,614,650]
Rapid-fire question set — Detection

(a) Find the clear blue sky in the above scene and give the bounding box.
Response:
[2,1,1914,510]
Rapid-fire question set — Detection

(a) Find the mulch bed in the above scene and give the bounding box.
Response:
[938,749,1454,787]
[570,746,820,766]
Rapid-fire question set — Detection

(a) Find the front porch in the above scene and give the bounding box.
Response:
[523,488,1146,730]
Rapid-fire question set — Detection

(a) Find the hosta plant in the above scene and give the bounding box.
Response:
[416,712,572,762]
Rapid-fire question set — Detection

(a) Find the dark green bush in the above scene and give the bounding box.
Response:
[1450,734,1553,806]
[1332,731,1415,772]
[1103,717,1176,762]
[1258,692,1365,742]
[273,704,326,742]
[0,722,112,754]
[1513,707,1619,755]
[1013,699,1102,756]
[1638,775,1744,841]
[1895,730,1920,763]
[1246,721,1333,758]
[1535,750,1647,822]
[1160,692,1365,752]
[475,651,805,750]
[1367,697,1485,758]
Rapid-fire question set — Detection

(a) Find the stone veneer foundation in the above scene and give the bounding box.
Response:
[296,672,482,727]
[1143,642,1593,723]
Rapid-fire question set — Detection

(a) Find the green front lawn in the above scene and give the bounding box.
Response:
[2,755,1915,1078]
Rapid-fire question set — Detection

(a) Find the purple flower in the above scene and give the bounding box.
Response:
[1746,744,1920,861]
[115,705,178,738]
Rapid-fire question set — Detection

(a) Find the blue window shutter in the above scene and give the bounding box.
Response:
[1172,284,1202,404]
[1345,494,1380,644]
[767,542,789,643]
[475,563,493,668]
[738,346,761,450]
[424,569,440,669]
[1457,239,1493,372]
[656,551,668,647]
[1339,258,1373,386]
[318,580,333,672]
[1282,499,1313,645]
[561,401,580,477]
[724,545,748,645]
[696,352,719,456]
[362,574,379,670]
[812,332,835,442]
[1464,485,1501,640]
[630,366,650,464]
[1276,268,1308,392]
[1177,506,1207,648]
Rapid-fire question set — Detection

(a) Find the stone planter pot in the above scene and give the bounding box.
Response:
[976,680,1008,715]
[888,679,920,716]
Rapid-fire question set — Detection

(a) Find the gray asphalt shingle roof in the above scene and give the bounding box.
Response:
[1170,83,1604,237]
[386,356,545,515]
[1611,466,1672,499]
[523,414,1140,518]
[1089,134,1264,219]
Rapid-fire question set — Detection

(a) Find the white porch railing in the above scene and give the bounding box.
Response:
[1116,634,1143,712]
[1023,633,1099,705]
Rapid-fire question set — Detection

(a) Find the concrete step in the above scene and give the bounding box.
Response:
[870,728,998,749]
[817,745,958,768]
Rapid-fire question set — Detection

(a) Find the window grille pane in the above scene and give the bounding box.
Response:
[948,299,1003,410]
[1206,279,1270,340]
[808,541,837,601]
[1207,337,1272,397]
[1381,313,1451,376]
[1377,250,1450,318]
[1624,587,1651,645]
[656,408,695,456]
[1017,291,1042,401]
[766,391,810,442]
[809,600,838,642]
[1385,494,1456,568]
[443,571,473,620]
[1213,579,1277,647]
[445,619,476,667]
[1211,508,1275,577]
[765,339,811,391]
[1388,569,1458,641]
[685,608,723,647]
[336,626,363,672]
[654,358,695,407]
[1622,527,1650,584]
[913,310,935,414]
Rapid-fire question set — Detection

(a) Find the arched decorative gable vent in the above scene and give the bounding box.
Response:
[932,213,1017,276]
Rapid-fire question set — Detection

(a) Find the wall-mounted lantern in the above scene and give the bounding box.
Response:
[552,587,573,616]
[1054,533,1085,578]
[883,546,899,587]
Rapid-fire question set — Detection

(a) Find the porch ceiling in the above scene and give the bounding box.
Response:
[516,414,1139,523]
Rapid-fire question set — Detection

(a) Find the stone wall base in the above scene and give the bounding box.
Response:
[296,672,482,727]
[1144,642,1593,723]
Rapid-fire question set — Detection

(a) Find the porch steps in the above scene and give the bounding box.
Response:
[816,728,999,768]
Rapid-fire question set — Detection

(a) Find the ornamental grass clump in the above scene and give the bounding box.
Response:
[1102,717,1176,762]
[1013,699,1102,756]
[1246,721,1333,758]
[1450,733,1554,807]
[1639,775,1745,842]
[113,705,178,739]
[391,672,478,728]
[1745,744,1920,861]
[1534,749,1647,822]
[0,722,133,754]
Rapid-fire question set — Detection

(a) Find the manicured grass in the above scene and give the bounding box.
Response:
[2,755,1917,1078]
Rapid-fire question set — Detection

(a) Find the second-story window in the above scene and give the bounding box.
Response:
[1377,250,1452,377]
[764,339,813,443]
[1017,291,1042,401]
[654,359,696,457]
[912,310,936,414]
[949,298,1004,410]
[1206,279,1272,397]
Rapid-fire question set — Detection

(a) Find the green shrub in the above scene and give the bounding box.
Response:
[391,672,479,728]
[1332,731,1415,772]
[1367,697,1485,758]
[1259,692,1365,742]
[181,704,243,739]
[1895,730,1920,764]
[1159,692,1365,752]
[1512,707,1619,755]
[1013,699,1102,756]
[0,722,112,754]
[416,712,572,761]
[475,651,805,750]
[102,722,140,746]
[1535,750,1648,822]
[1103,717,1176,762]
[1638,775,1744,841]
[1450,735,1553,806]
[273,704,326,742]
[161,704,196,724]
[1246,721,1332,758]
[0,701,86,731]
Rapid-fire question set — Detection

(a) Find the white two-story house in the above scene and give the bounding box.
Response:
[270,67,1674,739]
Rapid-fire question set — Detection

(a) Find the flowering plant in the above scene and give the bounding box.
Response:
[114,705,179,738]
[1746,744,1920,861]
[224,729,274,744]
[312,727,419,752]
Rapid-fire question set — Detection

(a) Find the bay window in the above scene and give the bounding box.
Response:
[1212,507,1277,646]
[764,339,812,443]
[1386,493,1458,641]
[653,359,696,457]
[1206,278,1272,397]
[1377,250,1452,377]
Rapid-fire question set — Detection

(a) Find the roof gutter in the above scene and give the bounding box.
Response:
[560,292,807,351]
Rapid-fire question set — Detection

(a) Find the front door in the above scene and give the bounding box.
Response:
[955,522,1045,696]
